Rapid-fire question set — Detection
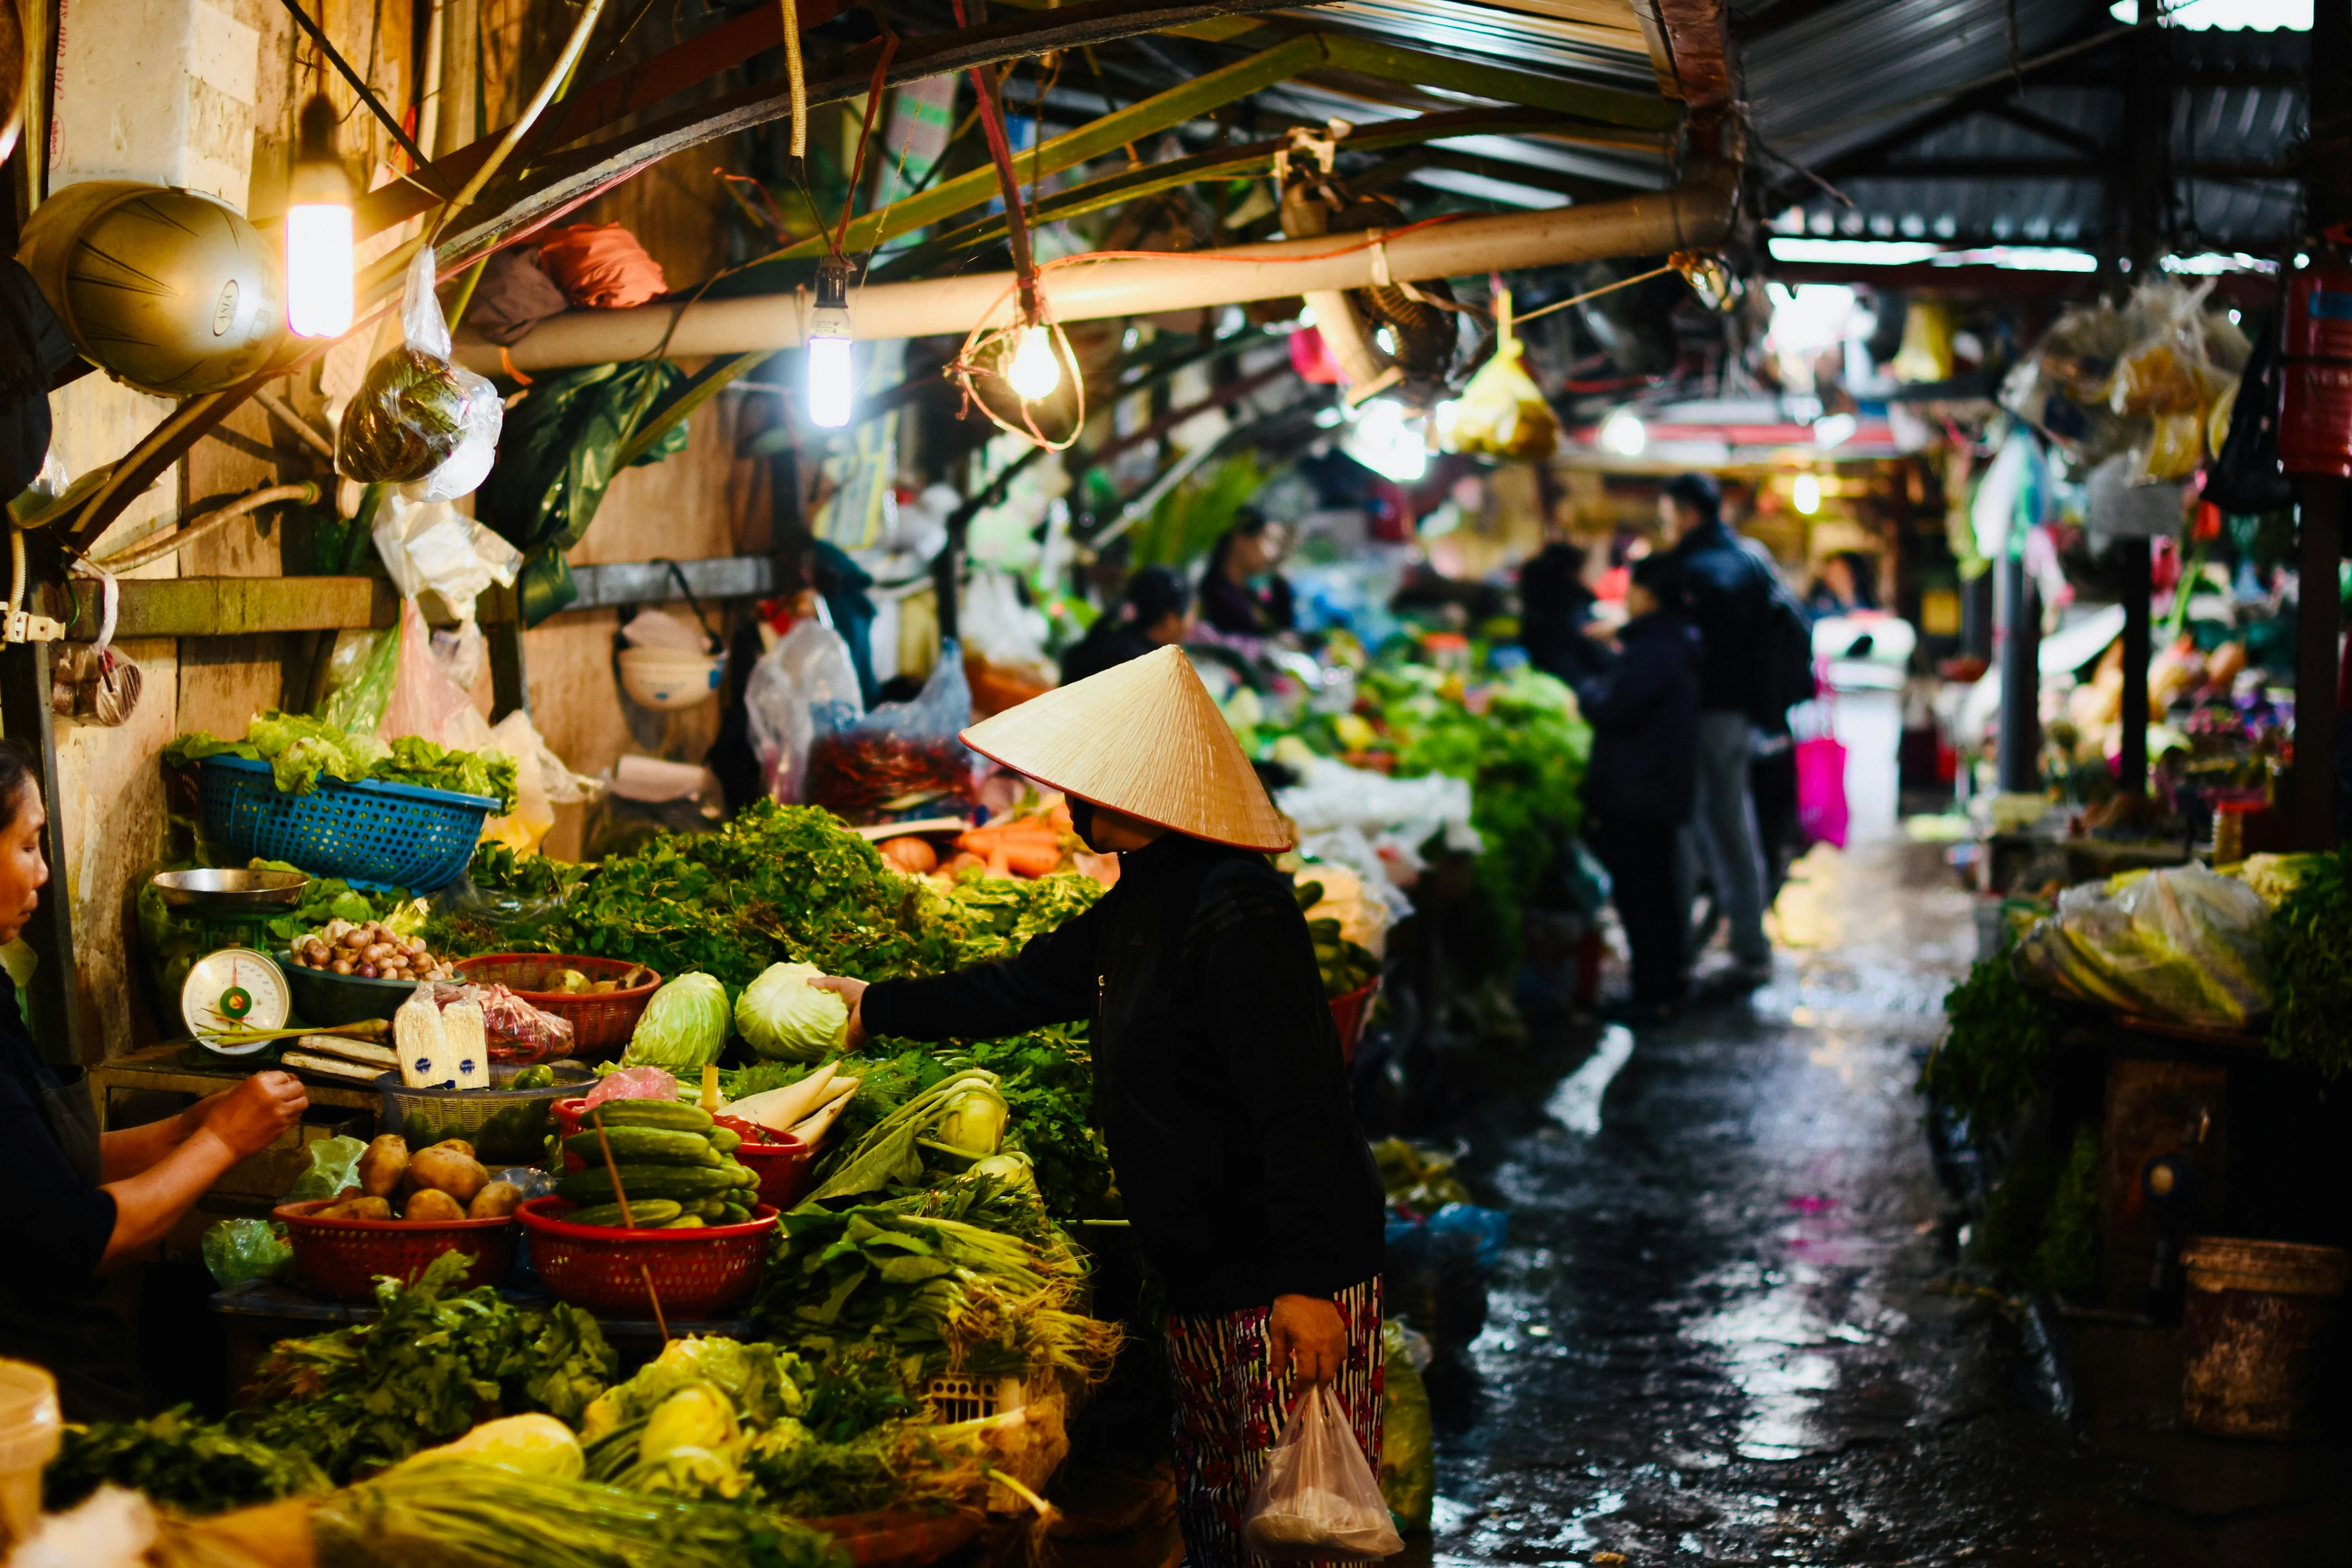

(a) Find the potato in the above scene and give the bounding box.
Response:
[403,1188,466,1222]
[358,1134,409,1198]
[467,1181,523,1220]
[319,1196,392,1220]
[424,1139,476,1161]
[407,1146,489,1205]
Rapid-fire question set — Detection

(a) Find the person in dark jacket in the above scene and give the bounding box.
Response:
[811,647,1384,1568]
[1518,536,1611,688]
[1059,565,1189,685]
[1575,556,1703,1016]
[1659,472,1775,985]
[1197,508,1296,638]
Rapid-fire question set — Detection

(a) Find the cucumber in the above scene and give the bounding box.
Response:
[708,1127,741,1153]
[556,1162,743,1205]
[659,1215,707,1230]
[583,1100,714,1132]
[564,1199,683,1229]
[716,1203,753,1226]
[563,1127,719,1167]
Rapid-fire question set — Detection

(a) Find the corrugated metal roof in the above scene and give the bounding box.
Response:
[1757,15,2308,253]
[1289,0,1658,78]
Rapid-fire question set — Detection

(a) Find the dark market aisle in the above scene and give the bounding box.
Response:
[1408,838,2350,1568]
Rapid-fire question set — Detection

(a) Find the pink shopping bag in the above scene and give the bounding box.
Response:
[1795,733,1849,849]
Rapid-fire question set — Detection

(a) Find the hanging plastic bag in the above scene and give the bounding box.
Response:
[804,637,970,820]
[1241,1384,1404,1561]
[1440,291,1555,461]
[379,597,477,746]
[373,492,523,621]
[49,566,142,726]
[337,247,504,501]
[744,616,865,803]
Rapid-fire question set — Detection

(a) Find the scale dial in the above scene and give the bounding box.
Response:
[181,949,292,1052]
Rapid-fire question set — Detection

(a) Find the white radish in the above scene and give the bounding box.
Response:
[723,1063,837,1133]
[788,1084,856,1147]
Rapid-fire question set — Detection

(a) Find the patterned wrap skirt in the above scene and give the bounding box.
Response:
[1163,1276,1385,1568]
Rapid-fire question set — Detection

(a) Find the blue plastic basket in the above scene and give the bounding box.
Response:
[199,756,498,892]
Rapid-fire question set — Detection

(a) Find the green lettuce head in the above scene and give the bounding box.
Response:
[735,962,849,1062]
[622,972,731,1073]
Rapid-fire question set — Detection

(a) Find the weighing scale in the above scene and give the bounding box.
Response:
[150,869,309,1053]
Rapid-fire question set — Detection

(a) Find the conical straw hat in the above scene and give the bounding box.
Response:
[960,645,1291,852]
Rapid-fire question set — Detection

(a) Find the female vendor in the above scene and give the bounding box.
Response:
[815,646,1385,1568]
[0,742,308,1417]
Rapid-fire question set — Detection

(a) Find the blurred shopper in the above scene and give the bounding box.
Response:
[1519,535,1611,687]
[1659,473,1775,986]
[1198,509,1297,637]
[1063,566,1190,684]
[1574,557,1702,1020]
[1804,550,1880,621]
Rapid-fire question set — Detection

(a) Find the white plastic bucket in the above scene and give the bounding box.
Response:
[0,1360,60,1546]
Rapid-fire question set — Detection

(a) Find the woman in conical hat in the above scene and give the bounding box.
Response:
[815,645,1386,1568]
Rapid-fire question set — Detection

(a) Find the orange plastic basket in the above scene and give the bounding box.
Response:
[450,955,662,1060]
[515,1196,777,1318]
[273,1198,517,1301]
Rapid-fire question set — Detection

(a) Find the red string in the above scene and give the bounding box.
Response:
[950,0,1040,322]
[833,27,899,258]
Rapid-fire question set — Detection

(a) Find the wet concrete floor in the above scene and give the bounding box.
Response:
[1412,837,2349,1567]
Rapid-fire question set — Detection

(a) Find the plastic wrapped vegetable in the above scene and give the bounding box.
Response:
[201,1218,292,1289]
[621,974,731,1073]
[2013,864,2272,1026]
[734,962,848,1062]
[337,247,504,500]
[1438,291,1555,461]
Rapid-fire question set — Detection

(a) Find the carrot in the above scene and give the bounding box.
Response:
[1002,844,1063,878]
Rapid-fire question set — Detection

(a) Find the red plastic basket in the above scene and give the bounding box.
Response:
[273,1198,517,1301]
[734,1136,815,1211]
[804,1509,984,1568]
[515,1196,777,1318]
[1328,978,1381,1065]
[450,955,663,1060]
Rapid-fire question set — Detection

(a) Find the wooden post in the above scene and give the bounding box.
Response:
[1996,553,2040,795]
[2118,540,2151,797]
[0,644,84,1066]
[2292,478,2342,847]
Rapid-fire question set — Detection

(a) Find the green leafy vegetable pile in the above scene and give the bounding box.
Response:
[44,1405,329,1516]
[2261,847,2352,1079]
[241,1250,617,1482]
[166,711,520,811]
[1922,953,2057,1136]
[756,1171,1120,1388]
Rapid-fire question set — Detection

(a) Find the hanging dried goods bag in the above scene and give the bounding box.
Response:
[336,247,504,501]
[1443,289,1556,461]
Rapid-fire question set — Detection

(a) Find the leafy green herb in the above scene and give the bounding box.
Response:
[241,1250,617,1482]
[2262,848,2352,1078]
[45,1405,328,1516]
[1922,953,2056,1135]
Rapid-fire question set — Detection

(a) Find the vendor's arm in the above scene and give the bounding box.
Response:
[1200,866,1384,1303]
[94,1074,306,1272]
[100,1089,230,1181]
[821,899,1106,1047]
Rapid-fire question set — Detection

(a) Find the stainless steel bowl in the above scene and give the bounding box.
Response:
[150,867,311,908]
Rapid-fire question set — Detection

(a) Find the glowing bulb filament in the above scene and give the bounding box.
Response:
[808,336,853,428]
[1008,323,1062,400]
[285,205,355,338]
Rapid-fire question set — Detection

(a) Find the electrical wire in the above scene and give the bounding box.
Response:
[275,0,441,185]
[427,0,611,239]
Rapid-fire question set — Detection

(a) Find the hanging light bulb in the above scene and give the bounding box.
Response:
[1793,472,1822,514]
[806,257,854,428]
[285,94,355,338]
[1007,319,1062,400]
[1598,408,1646,456]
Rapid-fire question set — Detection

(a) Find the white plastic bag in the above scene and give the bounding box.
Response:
[2013,864,2271,1027]
[372,492,522,619]
[336,247,504,501]
[1241,1384,1403,1561]
[744,618,865,802]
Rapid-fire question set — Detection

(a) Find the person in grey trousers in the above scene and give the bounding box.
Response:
[1656,473,1774,987]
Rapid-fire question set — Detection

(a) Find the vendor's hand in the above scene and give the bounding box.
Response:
[203,1072,307,1160]
[1269,1293,1347,1387]
[811,975,869,1050]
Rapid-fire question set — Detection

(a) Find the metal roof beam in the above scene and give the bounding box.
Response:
[1985,101,2103,158]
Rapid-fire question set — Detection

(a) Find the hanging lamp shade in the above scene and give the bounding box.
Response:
[959,645,1291,852]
